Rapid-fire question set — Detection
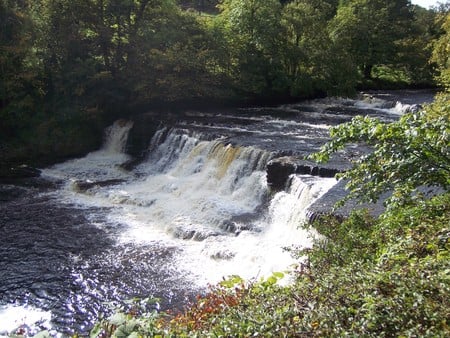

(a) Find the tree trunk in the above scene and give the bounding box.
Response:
[363,64,373,79]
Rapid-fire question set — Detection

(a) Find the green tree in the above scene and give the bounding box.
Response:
[216,0,285,96]
[0,0,41,139]
[280,0,358,96]
[395,5,438,86]
[432,12,450,88]
[330,0,414,80]
[29,0,103,113]
[125,6,227,102]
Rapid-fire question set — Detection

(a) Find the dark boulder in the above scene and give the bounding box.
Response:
[5,165,41,179]
[266,157,297,191]
[72,179,126,193]
[266,157,346,191]
[125,112,169,161]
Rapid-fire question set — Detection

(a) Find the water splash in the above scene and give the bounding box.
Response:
[42,120,134,183]
[45,124,336,285]
[103,119,134,154]
[2,90,436,333]
[0,305,51,336]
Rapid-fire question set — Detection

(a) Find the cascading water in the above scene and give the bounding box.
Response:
[46,125,319,282]
[34,123,337,334]
[43,119,134,183]
[0,90,435,335]
[103,120,134,154]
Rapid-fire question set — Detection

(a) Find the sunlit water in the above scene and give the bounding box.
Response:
[0,91,435,335]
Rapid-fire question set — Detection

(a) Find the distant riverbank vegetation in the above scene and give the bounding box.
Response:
[1,0,449,171]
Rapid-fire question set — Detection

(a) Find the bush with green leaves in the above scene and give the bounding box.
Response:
[309,92,450,209]
[293,193,450,337]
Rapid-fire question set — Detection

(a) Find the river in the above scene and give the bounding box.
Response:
[0,90,435,336]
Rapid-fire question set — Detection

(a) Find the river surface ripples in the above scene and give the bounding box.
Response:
[0,182,193,335]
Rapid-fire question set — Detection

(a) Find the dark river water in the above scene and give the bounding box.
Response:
[0,181,193,335]
[0,90,435,336]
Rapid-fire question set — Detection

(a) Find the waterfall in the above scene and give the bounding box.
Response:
[41,124,338,285]
[103,119,134,154]
[171,173,338,284]
[86,128,333,284]
[3,89,437,334]
[115,130,272,233]
[42,120,134,182]
[138,128,202,174]
[268,175,337,231]
[40,120,339,286]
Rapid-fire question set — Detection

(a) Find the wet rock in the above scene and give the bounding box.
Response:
[219,220,255,235]
[210,250,236,260]
[170,225,221,241]
[306,180,387,222]
[72,179,126,192]
[404,104,422,113]
[266,157,346,191]
[266,157,297,191]
[126,113,170,160]
[120,158,143,171]
[6,165,41,178]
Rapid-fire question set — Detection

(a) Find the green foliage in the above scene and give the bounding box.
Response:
[292,193,450,337]
[309,93,450,208]
[82,191,448,338]
[216,0,285,97]
[329,0,427,83]
[0,1,42,137]
[90,192,449,337]
[90,297,168,337]
[280,0,358,97]
[1,0,446,173]
[90,273,295,337]
[432,12,450,89]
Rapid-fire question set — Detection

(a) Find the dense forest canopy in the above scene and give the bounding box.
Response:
[0,0,448,171]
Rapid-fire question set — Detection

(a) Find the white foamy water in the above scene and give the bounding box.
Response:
[3,91,436,334]
[179,174,337,284]
[42,120,134,183]
[354,95,424,116]
[41,122,337,288]
[0,305,51,336]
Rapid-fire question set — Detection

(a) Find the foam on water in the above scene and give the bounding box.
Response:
[42,120,134,183]
[354,95,424,116]
[167,174,337,285]
[108,139,271,238]
[42,122,337,288]
[3,91,435,333]
[0,305,51,336]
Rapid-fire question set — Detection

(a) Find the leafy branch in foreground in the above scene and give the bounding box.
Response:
[308,92,450,208]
